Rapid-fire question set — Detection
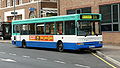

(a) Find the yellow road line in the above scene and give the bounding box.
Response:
[91,53,117,68]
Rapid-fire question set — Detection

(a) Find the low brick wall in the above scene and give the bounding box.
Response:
[102,32,120,44]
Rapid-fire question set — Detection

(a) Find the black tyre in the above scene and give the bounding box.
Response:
[57,41,64,52]
[22,40,26,48]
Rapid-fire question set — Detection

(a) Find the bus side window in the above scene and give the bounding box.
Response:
[13,25,15,33]
[56,21,63,35]
[45,23,55,35]
[50,23,54,34]
[21,24,29,35]
[14,25,21,33]
[65,21,75,35]
[28,23,35,35]
[36,23,44,34]
[46,23,50,34]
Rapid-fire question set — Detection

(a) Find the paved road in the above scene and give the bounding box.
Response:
[0,43,114,68]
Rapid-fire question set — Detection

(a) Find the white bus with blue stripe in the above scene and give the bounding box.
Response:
[12,13,103,52]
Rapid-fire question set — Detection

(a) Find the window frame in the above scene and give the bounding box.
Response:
[100,3,120,32]
[67,7,91,15]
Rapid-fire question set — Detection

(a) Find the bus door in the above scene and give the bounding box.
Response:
[14,25,21,42]
[3,23,11,40]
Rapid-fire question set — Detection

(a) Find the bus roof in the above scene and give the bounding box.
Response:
[12,13,101,24]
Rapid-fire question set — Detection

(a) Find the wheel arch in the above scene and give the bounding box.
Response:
[57,40,63,45]
[22,39,26,47]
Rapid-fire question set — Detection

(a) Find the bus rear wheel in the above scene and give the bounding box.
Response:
[22,40,26,48]
[57,41,64,52]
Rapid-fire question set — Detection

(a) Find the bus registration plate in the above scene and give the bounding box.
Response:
[89,46,95,48]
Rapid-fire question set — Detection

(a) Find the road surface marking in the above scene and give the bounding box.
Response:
[74,64,90,68]
[0,52,6,54]
[54,60,66,64]
[9,53,16,56]
[92,53,117,68]
[22,56,30,58]
[37,58,47,61]
[97,51,120,67]
[0,58,16,62]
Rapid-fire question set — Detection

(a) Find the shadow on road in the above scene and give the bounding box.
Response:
[15,47,92,54]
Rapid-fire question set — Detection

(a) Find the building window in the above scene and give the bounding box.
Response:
[7,16,14,22]
[40,8,57,17]
[67,9,76,15]
[15,0,22,5]
[100,4,120,32]
[101,25,112,31]
[46,13,57,17]
[11,0,13,6]
[12,0,22,6]
[113,24,119,31]
[29,0,34,2]
[19,0,22,4]
[6,0,10,7]
[16,14,22,20]
[50,0,57,2]
[113,4,118,22]
[67,7,91,15]
[7,14,22,22]
[81,7,91,13]
[99,5,112,23]
[29,11,36,18]
[16,0,20,5]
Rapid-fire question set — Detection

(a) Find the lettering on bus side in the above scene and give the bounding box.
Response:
[29,35,54,41]
[29,35,36,41]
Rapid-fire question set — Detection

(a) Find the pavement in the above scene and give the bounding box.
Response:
[0,40,12,43]
[96,44,120,67]
[0,40,120,67]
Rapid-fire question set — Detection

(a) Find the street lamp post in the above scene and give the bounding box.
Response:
[37,0,39,18]
[14,0,16,20]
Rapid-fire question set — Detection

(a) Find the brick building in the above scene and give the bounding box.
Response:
[0,0,57,22]
[58,0,120,44]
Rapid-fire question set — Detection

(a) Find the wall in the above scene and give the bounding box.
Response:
[59,0,120,15]
[102,32,120,44]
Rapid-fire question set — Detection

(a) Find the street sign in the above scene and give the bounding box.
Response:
[29,8,35,11]
[11,12,18,14]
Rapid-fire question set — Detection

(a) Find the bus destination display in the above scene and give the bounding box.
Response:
[80,15,99,19]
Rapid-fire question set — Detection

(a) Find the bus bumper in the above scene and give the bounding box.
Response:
[76,44,103,49]
[12,40,16,45]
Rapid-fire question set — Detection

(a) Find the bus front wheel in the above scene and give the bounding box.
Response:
[57,41,64,52]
